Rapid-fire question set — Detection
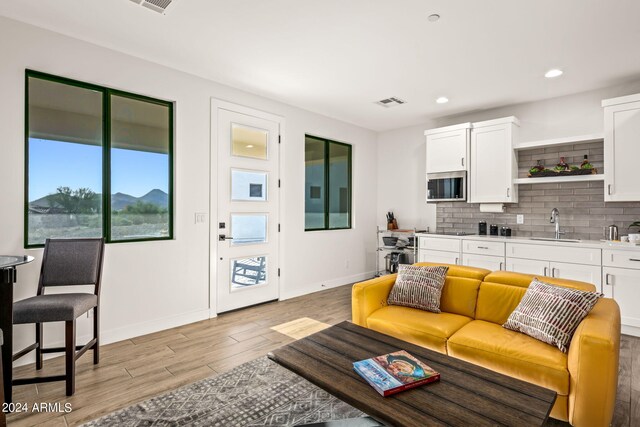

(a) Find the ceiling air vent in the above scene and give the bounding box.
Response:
[130,0,174,14]
[376,97,406,108]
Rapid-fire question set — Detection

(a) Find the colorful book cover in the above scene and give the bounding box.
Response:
[353,350,440,397]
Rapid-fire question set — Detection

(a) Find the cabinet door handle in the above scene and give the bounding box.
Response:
[544,266,548,276]
[506,187,510,198]
[455,257,459,265]
[461,157,465,167]
[605,273,613,286]
[608,184,612,195]
[551,267,557,278]
[499,261,504,270]
[477,246,489,250]
[629,258,640,262]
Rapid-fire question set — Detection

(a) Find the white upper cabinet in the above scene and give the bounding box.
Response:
[469,117,519,203]
[425,123,471,174]
[602,93,640,201]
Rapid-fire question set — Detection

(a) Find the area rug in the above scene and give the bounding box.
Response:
[83,356,364,426]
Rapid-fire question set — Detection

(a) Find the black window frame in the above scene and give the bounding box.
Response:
[24,69,174,248]
[304,135,352,232]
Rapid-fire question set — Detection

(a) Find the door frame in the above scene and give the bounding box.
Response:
[209,98,284,317]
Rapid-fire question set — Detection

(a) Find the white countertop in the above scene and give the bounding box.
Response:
[416,233,640,251]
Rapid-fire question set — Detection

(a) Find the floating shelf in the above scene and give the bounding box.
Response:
[513,133,604,151]
[513,174,605,185]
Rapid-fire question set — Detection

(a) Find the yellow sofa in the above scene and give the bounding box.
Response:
[352,262,621,427]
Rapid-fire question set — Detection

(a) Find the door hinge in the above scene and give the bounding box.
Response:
[278,268,281,277]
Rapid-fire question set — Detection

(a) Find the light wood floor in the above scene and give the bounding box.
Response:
[6,284,639,426]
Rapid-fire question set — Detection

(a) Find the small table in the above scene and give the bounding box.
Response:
[0,255,34,404]
[268,321,557,427]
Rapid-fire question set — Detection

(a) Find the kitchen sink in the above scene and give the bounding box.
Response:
[529,237,582,243]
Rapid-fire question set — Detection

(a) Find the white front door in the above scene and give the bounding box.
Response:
[212,101,281,313]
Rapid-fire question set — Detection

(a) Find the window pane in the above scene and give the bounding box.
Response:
[231,169,267,201]
[110,95,171,241]
[304,136,326,230]
[231,256,267,288]
[27,77,103,246]
[231,214,267,245]
[328,143,351,229]
[231,123,268,159]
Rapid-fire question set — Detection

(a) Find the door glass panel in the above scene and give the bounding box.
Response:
[231,169,267,201]
[231,256,267,288]
[231,214,267,245]
[231,123,268,159]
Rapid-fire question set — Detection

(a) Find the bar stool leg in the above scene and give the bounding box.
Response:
[35,323,43,370]
[65,320,76,396]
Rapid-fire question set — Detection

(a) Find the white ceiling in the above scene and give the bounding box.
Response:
[2,0,640,131]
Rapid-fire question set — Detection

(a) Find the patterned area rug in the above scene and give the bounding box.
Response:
[83,356,364,426]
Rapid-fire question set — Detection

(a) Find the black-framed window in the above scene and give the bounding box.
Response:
[304,135,352,231]
[25,70,174,247]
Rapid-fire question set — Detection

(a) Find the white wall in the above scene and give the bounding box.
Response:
[377,80,640,230]
[0,17,377,362]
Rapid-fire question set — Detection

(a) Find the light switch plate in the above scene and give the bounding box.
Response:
[195,213,207,224]
[516,214,524,224]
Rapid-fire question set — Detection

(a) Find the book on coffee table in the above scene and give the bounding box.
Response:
[353,350,440,397]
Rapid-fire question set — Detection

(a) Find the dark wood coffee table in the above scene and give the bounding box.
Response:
[268,321,556,427]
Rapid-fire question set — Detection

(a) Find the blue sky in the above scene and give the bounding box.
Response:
[29,138,169,200]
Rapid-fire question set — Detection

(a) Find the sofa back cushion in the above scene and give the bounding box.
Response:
[413,263,490,318]
[476,271,597,324]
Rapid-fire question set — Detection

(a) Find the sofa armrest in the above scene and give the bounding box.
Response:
[567,297,621,427]
[351,274,397,327]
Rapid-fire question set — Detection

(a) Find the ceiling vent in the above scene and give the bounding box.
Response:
[130,0,174,14]
[376,97,406,108]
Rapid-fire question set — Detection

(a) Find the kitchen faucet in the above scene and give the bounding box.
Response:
[550,208,565,239]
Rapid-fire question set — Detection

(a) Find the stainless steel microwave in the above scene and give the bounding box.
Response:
[426,171,466,202]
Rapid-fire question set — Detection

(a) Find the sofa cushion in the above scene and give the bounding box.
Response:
[503,279,601,353]
[476,272,597,325]
[366,305,472,353]
[448,320,569,395]
[414,263,488,318]
[387,265,448,313]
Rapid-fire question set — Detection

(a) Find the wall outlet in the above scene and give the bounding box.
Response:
[516,214,524,224]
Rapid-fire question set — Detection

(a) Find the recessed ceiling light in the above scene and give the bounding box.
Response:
[246,144,254,148]
[436,97,449,104]
[544,69,563,78]
[428,14,440,22]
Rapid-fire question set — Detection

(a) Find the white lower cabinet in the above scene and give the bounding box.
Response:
[602,267,640,329]
[506,258,548,276]
[461,253,504,271]
[418,249,459,265]
[550,262,602,289]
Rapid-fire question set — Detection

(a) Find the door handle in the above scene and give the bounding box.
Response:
[605,273,613,286]
[551,267,557,278]
[544,266,548,276]
[499,261,503,271]
[608,184,612,195]
[506,187,510,198]
[218,234,234,241]
[629,258,640,262]
[461,157,465,167]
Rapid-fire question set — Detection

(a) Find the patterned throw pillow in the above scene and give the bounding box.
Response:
[387,265,449,313]
[503,278,602,353]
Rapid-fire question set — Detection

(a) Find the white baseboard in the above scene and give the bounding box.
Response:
[280,271,375,300]
[622,324,640,337]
